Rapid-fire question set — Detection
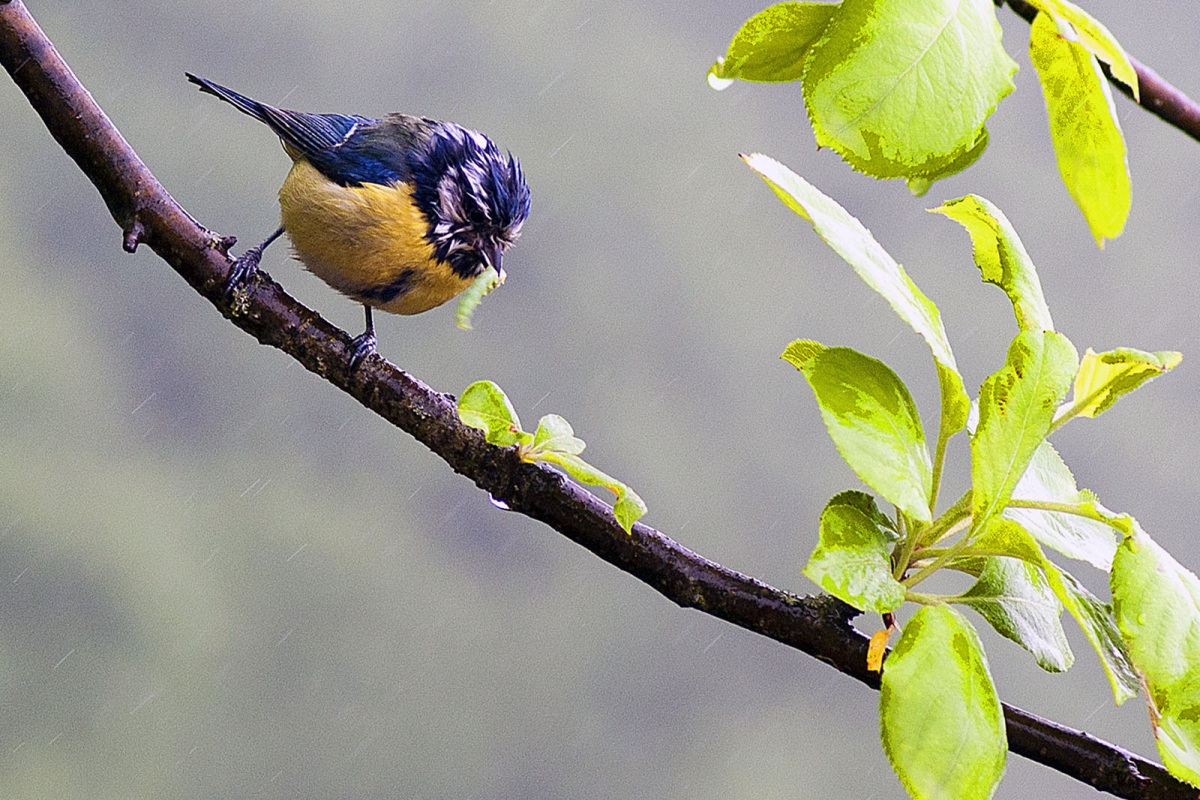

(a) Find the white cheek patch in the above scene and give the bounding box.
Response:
[437,172,466,224]
[461,163,493,223]
[463,166,485,201]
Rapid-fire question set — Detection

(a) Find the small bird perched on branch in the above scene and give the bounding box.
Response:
[187,73,531,369]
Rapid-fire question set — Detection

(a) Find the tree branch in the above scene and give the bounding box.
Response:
[997,0,1200,144]
[1,1,1195,797]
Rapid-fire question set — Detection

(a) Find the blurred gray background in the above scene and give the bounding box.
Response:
[3,1,1197,797]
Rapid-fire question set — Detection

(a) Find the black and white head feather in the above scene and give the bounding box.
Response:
[409,123,531,280]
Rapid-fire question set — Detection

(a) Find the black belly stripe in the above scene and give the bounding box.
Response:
[355,269,417,303]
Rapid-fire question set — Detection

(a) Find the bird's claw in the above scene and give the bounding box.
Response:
[224,247,263,295]
[225,227,284,296]
[348,331,378,373]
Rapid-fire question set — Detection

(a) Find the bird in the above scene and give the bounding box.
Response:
[187,73,531,369]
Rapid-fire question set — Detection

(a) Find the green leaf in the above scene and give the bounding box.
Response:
[962,519,1131,694]
[1024,0,1138,98]
[932,195,1054,333]
[613,490,648,534]
[953,556,1073,673]
[1112,526,1200,786]
[1030,12,1130,246]
[745,155,969,444]
[972,331,1078,529]
[459,388,646,533]
[905,130,990,198]
[786,345,932,523]
[708,2,837,88]
[531,414,587,457]
[455,267,505,330]
[1072,347,1182,419]
[781,338,827,368]
[801,0,1016,186]
[965,517,1048,565]
[536,451,647,534]
[1046,564,1140,704]
[457,381,530,447]
[805,491,905,613]
[1006,441,1117,570]
[881,605,1007,800]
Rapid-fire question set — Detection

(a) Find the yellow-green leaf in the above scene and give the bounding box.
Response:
[805,491,905,613]
[1046,564,1140,704]
[965,518,1047,565]
[1030,12,1130,246]
[972,331,1078,529]
[932,195,1053,333]
[708,2,837,88]
[881,606,1007,799]
[745,155,969,445]
[1112,525,1200,785]
[536,451,647,534]
[953,556,1073,673]
[531,414,587,457]
[1071,347,1182,418]
[781,339,827,369]
[458,381,529,447]
[1005,441,1117,570]
[802,0,1016,185]
[1024,0,1138,98]
[786,345,933,523]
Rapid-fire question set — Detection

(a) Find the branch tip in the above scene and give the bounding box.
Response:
[214,234,237,255]
[122,218,145,253]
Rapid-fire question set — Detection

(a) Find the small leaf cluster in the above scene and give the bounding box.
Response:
[744,152,1196,798]
[457,381,648,533]
[711,0,1134,243]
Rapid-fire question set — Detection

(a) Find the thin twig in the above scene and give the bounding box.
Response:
[0,2,1195,797]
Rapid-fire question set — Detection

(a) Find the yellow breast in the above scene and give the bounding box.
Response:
[277,159,473,315]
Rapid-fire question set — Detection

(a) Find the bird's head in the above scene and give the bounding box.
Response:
[410,123,531,281]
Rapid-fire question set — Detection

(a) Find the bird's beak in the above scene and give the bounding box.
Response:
[485,243,504,277]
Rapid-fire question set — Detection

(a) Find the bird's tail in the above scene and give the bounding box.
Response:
[186,73,277,125]
[186,73,369,162]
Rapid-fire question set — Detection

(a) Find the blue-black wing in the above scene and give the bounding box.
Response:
[187,74,431,188]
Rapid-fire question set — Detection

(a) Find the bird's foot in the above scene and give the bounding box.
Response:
[224,246,263,295]
[225,227,284,295]
[348,330,378,373]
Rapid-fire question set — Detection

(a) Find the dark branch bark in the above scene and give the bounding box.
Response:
[2,1,1197,797]
[997,0,1200,144]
